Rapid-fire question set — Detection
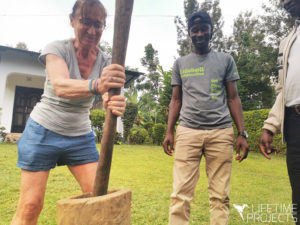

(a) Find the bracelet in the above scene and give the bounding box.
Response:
[89,79,94,94]
[89,79,97,95]
[94,78,100,95]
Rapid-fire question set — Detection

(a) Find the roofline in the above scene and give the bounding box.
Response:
[0,45,40,56]
[0,44,144,77]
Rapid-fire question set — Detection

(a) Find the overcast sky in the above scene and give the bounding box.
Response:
[0,0,266,72]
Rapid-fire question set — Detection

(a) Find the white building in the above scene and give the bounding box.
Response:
[0,46,45,133]
[0,45,141,135]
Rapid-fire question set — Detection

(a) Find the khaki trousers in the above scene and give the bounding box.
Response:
[168,126,234,225]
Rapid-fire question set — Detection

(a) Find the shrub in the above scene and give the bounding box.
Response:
[129,126,149,144]
[153,123,166,146]
[143,121,154,143]
[0,108,6,142]
[114,132,122,145]
[123,103,138,143]
[233,109,286,153]
[90,109,106,143]
[0,126,6,142]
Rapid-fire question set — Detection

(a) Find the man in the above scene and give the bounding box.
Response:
[163,11,249,225]
[259,0,300,224]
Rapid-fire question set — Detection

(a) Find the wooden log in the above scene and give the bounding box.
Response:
[93,0,134,196]
[57,190,131,225]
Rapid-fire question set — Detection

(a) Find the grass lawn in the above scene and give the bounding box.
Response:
[0,143,295,225]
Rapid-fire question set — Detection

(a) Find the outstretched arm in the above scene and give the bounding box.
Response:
[46,54,126,116]
[226,81,249,162]
[163,85,182,156]
[46,54,125,98]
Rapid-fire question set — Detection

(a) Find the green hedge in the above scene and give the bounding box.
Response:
[123,103,138,143]
[153,123,166,146]
[143,121,154,140]
[234,109,286,153]
[90,109,106,143]
[129,126,149,144]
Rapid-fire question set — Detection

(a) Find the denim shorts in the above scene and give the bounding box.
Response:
[17,117,99,171]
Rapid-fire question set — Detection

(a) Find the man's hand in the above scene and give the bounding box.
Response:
[259,129,274,159]
[235,136,249,162]
[163,133,175,156]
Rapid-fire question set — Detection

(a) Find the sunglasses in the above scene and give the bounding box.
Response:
[79,18,105,30]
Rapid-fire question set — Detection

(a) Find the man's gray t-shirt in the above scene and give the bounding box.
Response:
[172,51,240,130]
[30,39,110,136]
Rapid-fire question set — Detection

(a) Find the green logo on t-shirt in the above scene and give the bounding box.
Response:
[234,66,238,76]
[210,79,221,100]
[180,66,205,78]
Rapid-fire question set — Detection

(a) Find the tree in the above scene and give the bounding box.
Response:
[140,44,160,73]
[137,43,160,97]
[99,41,112,56]
[174,0,225,56]
[15,42,28,50]
[226,0,296,110]
[136,44,161,123]
[261,0,294,47]
[158,66,172,123]
[123,65,139,104]
[174,0,199,56]
[199,0,225,51]
[228,11,276,110]
[259,0,295,84]
[122,103,138,142]
[123,85,138,142]
[227,0,295,110]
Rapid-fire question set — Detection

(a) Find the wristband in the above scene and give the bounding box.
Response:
[89,79,97,95]
[89,79,94,94]
[237,131,248,139]
[94,78,100,95]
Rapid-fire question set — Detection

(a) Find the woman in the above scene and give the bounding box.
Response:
[11,0,126,224]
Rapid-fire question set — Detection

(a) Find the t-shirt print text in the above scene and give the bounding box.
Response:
[210,79,221,100]
[180,66,205,78]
